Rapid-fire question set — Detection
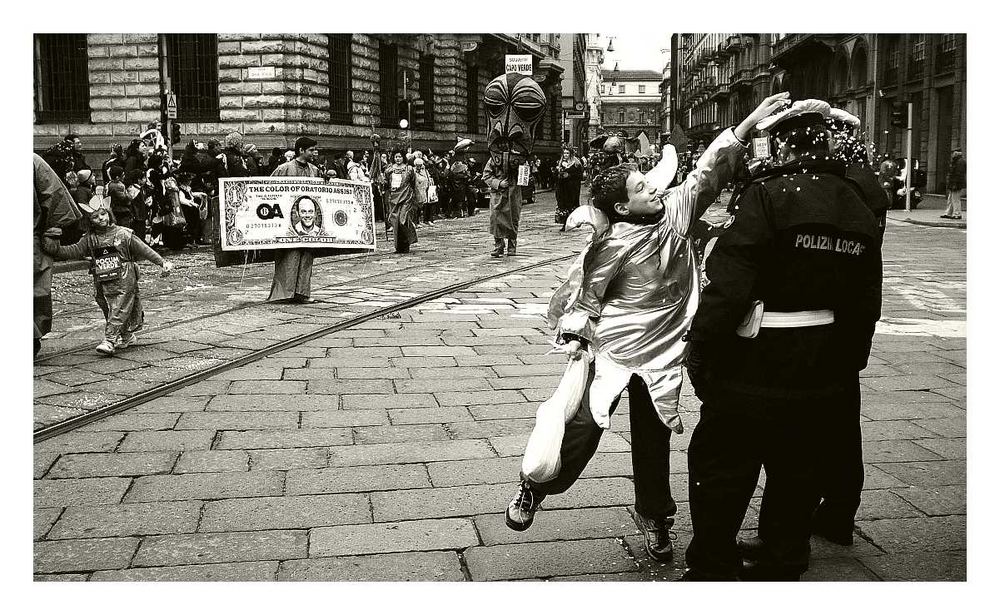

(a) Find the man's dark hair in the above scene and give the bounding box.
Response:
[108,165,125,181]
[775,123,831,158]
[590,163,637,223]
[294,136,318,155]
[64,133,79,142]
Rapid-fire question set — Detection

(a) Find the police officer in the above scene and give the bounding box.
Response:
[682,100,882,581]
[827,108,889,246]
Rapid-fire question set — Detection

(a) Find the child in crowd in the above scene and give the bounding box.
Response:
[42,200,173,356]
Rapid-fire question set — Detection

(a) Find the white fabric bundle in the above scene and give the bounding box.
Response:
[521,353,592,483]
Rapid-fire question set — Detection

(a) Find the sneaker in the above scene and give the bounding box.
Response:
[116,332,138,349]
[505,480,545,531]
[636,514,675,563]
[95,340,116,356]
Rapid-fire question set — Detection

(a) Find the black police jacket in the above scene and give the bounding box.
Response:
[688,157,882,399]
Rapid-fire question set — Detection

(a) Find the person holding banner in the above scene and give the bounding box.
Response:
[268,136,323,303]
[384,150,418,254]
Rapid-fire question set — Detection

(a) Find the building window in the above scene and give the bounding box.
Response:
[638,85,646,94]
[618,109,625,123]
[34,34,90,123]
[328,34,353,124]
[165,34,219,122]
[908,34,926,80]
[466,64,479,134]
[619,84,625,94]
[600,84,605,94]
[379,41,399,127]
[419,54,435,130]
[638,109,645,123]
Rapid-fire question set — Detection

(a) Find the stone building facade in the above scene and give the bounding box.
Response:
[598,69,661,145]
[32,33,565,167]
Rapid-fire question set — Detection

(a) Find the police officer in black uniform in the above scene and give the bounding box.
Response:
[742,107,891,559]
[681,100,883,581]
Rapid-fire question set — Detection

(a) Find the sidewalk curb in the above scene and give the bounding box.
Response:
[895,217,966,230]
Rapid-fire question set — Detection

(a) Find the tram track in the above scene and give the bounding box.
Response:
[33,252,574,443]
[35,247,479,364]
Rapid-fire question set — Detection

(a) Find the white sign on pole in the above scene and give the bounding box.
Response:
[505,54,533,75]
[517,163,531,187]
[752,137,770,159]
[165,92,178,119]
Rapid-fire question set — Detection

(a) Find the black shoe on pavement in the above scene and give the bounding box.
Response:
[490,238,505,258]
[811,518,854,546]
[636,514,674,563]
[507,239,517,256]
[737,535,767,560]
[505,480,545,531]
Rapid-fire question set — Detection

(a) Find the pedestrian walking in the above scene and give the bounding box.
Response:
[554,147,584,230]
[943,149,966,219]
[505,93,792,565]
[33,154,83,357]
[268,136,323,303]
[682,99,882,581]
[383,150,418,254]
[414,158,437,226]
[41,199,173,357]
[878,153,897,209]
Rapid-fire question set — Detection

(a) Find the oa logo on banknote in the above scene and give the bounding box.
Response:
[334,210,348,226]
[256,203,285,220]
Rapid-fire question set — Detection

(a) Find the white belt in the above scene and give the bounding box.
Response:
[760,310,835,328]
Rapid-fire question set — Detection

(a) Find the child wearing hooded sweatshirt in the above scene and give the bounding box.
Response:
[42,200,173,356]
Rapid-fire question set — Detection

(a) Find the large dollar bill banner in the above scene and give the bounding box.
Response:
[219,177,376,251]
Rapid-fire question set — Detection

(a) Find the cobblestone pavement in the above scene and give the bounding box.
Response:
[33,191,966,581]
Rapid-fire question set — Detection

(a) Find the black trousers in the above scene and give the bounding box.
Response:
[685,390,854,579]
[527,373,677,521]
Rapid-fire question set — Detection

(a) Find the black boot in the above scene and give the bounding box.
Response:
[507,238,517,256]
[490,237,505,257]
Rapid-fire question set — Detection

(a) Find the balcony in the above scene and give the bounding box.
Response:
[731,68,751,87]
[709,83,730,101]
[726,35,742,53]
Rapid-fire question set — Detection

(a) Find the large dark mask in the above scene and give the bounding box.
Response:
[483,72,547,170]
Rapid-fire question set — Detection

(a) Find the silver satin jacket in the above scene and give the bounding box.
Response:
[549,128,747,433]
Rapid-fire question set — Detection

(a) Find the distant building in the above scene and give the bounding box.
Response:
[583,34,605,151]
[599,68,661,146]
[32,33,566,165]
[555,33,589,149]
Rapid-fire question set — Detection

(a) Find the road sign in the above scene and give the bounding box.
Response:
[505,54,533,75]
[165,92,178,119]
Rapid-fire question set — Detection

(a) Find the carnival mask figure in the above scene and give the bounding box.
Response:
[483,72,547,171]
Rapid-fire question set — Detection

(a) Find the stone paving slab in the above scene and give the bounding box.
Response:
[310,518,479,557]
[464,538,639,581]
[48,501,203,539]
[199,493,372,531]
[277,551,466,581]
[91,561,280,582]
[132,530,307,567]
[34,537,140,574]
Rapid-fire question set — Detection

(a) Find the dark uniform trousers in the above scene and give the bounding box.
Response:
[526,371,678,523]
[686,387,857,579]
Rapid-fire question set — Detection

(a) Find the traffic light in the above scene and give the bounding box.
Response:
[171,123,182,145]
[397,99,411,124]
[890,102,907,128]
[412,99,426,127]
